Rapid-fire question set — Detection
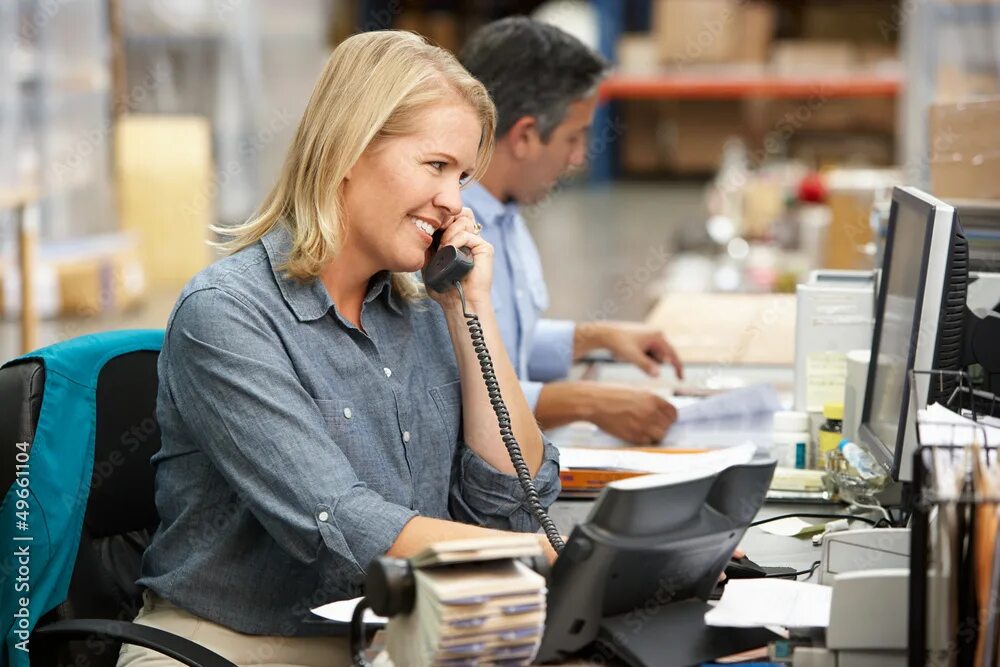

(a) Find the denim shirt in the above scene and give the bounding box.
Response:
[138,223,561,636]
[462,182,575,410]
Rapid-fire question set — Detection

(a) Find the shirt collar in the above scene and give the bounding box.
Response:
[463,181,520,228]
[262,223,403,323]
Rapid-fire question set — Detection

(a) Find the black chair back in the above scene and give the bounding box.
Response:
[0,351,162,667]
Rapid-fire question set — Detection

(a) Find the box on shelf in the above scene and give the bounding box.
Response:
[788,132,894,169]
[423,12,460,53]
[0,233,145,319]
[929,96,1000,200]
[617,33,659,73]
[621,101,665,174]
[620,100,746,175]
[652,0,774,65]
[935,65,1000,103]
[736,1,777,64]
[115,115,213,290]
[821,168,900,270]
[663,100,745,173]
[746,97,897,138]
[800,2,899,44]
[770,40,858,74]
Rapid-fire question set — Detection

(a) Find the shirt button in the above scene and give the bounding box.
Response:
[317,511,329,522]
[402,431,411,443]
[343,407,352,419]
[383,367,392,378]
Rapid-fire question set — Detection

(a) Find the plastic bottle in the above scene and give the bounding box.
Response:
[818,402,844,466]
[772,411,810,469]
[838,439,887,487]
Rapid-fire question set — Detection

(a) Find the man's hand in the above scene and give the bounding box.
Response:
[575,321,684,380]
[587,384,678,444]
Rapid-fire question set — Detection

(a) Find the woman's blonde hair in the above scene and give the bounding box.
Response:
[214,30,497,301]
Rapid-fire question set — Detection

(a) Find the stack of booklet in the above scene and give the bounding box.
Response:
[386,535,547,667]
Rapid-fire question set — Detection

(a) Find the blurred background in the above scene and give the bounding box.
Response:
[1,0,998,360]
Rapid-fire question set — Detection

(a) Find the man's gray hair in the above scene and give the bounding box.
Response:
[459,17,609,142]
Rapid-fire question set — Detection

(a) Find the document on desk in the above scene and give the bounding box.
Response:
[674,384,782,424]
[559,442,756,478]
[705,579,832,629]
[548,385,781,449]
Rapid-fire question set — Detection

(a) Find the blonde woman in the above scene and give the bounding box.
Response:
[118,31,560,667]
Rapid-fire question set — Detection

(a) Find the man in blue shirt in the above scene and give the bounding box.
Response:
[459,18,684,444]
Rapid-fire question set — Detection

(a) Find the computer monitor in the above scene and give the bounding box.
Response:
[858,186,968,482]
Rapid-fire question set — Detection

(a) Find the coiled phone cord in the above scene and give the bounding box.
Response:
[455,281,565,553]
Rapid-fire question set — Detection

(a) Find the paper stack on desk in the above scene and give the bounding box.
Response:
[705,579,832,629]
[558,443,758,497]
[386,559,546,667]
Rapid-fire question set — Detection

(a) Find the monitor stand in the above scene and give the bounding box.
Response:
[595,599,778,667]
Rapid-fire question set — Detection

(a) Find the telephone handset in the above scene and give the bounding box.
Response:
[424,230,474,293]
[424,230,564,554]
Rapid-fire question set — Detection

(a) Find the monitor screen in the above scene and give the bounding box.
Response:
[866,200,929,462]
[860,186,966,482]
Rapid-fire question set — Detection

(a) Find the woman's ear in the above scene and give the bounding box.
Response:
[506,116,539,160]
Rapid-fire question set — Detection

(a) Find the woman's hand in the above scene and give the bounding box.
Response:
[423,207,493,311]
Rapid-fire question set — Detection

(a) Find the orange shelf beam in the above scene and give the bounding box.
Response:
[599,73,902,100]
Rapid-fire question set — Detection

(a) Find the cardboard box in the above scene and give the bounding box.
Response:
[748,98,897,137]
[620,100,745,174]
[424,12,460,53]
[0,233,145,319]
[653,0,774,65]
[662,100,745,173]
[935,65,1000,103]
[789,132,894,168]
[736,1,777,64]
[116,115,213,290]
[621,101,666,173]
[653,0,741,64]
[801,2,898,43]
[617,34,659,73]
[770,40,858,74]
[646,292,797,366]
[929,97,1000,200]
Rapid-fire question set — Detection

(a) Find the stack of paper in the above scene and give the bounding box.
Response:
[409,535,541,567]
[558,442,758,496]
[705,579,832,629]
[386,559,546,667]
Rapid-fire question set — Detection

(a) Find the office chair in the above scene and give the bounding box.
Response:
[0,330,235,667]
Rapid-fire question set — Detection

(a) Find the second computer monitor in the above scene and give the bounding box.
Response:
[859,186,967,482]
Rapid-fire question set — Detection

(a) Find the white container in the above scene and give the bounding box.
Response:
[772,411,811,469]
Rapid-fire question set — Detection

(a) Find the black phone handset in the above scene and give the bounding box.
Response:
[424,231,564,554]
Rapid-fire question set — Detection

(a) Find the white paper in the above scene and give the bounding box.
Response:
[676,384,782,424]
[311,597,387,625]
[918,403,1000,447]
[705,579,832,629]
[558,443,757,478]
[547,386,780,450]
[758,517,827,538]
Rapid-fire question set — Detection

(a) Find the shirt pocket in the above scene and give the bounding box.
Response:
[428,379,463,447]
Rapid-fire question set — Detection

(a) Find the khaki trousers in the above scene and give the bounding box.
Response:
[115,591,351,667]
